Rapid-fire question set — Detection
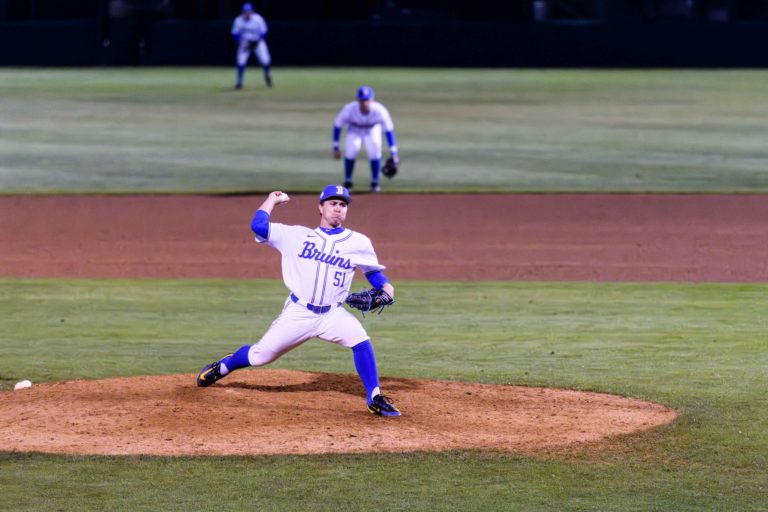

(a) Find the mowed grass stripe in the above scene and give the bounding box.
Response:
[2,68,768,193]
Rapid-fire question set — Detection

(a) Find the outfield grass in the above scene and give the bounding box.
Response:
[1,279,766,511]
[2,68,768,194]
[2,66,766,510]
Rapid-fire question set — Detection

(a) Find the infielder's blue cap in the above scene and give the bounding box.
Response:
[241,2,253,12]
[357,85,375,101]
[319,184,352,204]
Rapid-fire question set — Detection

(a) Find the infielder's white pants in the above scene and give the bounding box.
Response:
[237,40,271,67]
[344,125,383,160]
[247,298,369,366]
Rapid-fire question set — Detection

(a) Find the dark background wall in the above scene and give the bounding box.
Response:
[1,0,768,66]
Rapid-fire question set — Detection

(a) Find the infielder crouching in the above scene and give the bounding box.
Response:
[232,3,272,89]
[333,86,399,193]
[196,185,401,417]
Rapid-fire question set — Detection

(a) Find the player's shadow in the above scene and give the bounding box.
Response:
[222,372,420,398]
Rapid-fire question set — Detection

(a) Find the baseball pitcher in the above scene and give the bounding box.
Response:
[197,185,401,417]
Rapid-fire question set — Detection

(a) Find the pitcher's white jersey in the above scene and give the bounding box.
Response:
[258,224,384,306]
[334,101,395,133]
[232,13,268,43]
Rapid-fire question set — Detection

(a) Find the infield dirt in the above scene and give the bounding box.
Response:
[3,193,764,456]
[2,193,766,282]
[0,370,675,456]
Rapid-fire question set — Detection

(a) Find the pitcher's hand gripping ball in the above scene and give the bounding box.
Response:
[345,288,395,315]
[274,192,290,205]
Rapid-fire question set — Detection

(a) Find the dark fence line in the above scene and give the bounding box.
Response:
[2,20,768,67]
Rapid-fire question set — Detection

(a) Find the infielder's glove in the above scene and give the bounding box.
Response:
[345,288,395,315]
[382,156,399,179]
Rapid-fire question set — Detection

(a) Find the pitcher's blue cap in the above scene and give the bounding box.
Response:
[242,3,253,12]
[356,85,375,101]
[319,184,352,204]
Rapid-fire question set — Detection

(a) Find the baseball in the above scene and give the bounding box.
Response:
[275,192,290,205]
[14,380,32,391]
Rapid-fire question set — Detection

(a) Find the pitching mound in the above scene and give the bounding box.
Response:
[0,370,676,457]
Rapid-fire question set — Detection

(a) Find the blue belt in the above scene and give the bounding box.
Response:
[290,293,340,314]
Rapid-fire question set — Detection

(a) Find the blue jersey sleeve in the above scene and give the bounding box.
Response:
[251,210,270,240]
[385,130,397,153]
[365,270,390,290]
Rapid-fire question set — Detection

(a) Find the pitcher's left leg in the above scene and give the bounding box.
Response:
[318,307,401,416]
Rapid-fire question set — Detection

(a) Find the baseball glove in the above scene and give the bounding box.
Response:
[345,288,395,315]
[382,156,399,179]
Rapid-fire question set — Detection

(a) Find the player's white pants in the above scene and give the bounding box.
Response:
[247,298,369,366]
[344,125,383,160]
[237,39,271,67]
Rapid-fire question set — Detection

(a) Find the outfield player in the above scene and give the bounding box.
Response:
[333,86,399,193]
[196,185,401,417]
[231,3,272,89]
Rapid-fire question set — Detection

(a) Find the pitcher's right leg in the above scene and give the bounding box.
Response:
[197,301,313,386]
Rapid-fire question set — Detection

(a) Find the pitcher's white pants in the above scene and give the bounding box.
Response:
[247,298,368,366]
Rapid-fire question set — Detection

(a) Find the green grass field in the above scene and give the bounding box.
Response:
[1,279,766,511]
[1,68,767,510]
[2,68,768,193]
